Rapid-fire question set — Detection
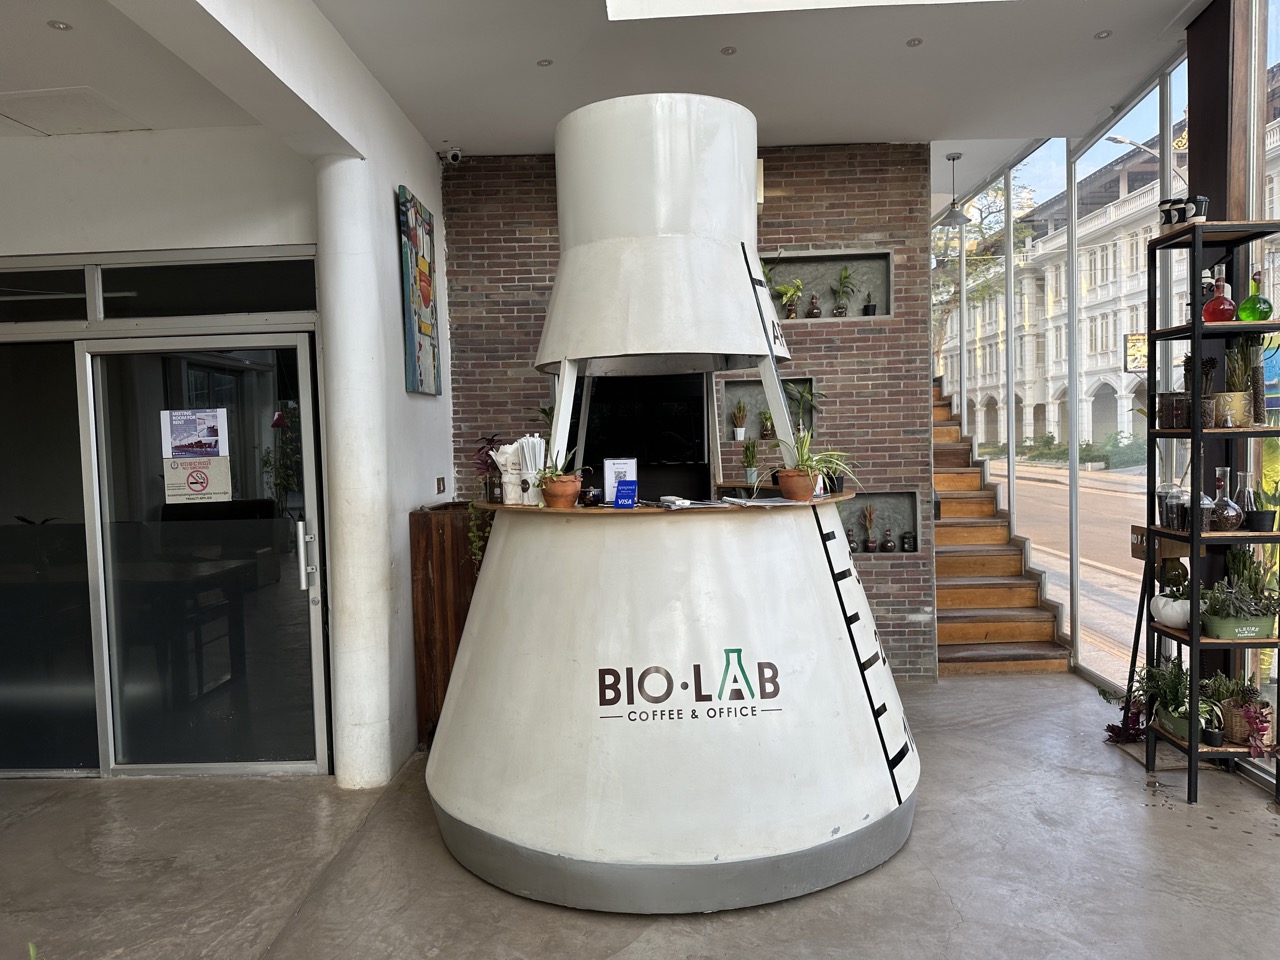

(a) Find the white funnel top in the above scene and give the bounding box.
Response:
[535,93,788,376]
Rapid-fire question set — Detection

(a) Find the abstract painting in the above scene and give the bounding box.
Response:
[398,185,441,395]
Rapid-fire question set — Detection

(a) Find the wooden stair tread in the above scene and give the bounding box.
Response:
[934,466,982,473]
[937,607,1057,622]
[938,641,1069,663]
[937,576,1040,587]
[936,490,995,499]
[936,517,1008,526]
[935,544,1021,556]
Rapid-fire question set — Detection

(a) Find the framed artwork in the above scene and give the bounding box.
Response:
[398,185,441,395]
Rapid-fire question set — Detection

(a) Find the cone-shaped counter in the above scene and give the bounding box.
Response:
[426,499,919,913]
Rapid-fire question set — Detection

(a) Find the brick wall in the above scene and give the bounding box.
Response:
[442,143,937,680]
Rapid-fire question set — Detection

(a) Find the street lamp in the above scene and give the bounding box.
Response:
[1104,135,1187,188]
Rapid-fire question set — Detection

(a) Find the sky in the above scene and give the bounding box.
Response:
[962,7,1280,216]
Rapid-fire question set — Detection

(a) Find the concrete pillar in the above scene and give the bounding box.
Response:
[315,155,395,788]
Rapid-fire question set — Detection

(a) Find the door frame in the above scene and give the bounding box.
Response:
[76,332,329,776]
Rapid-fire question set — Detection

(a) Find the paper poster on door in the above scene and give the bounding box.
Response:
[161,408,227,458]
[164,456,232,503]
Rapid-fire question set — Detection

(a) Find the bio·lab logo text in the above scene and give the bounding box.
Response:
[598,648,780,723]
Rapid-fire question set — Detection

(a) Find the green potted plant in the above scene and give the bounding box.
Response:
[741,438,759,485]
[1200,576,1274,639]
[861,289,877,316]
[1215,338,1253,426]
[830,266,858,318]
[536,450,589,509]
[1202,672,1259,748]
[758,408,776,441]
[773,427,857,502]
[1125,655,1220,742]
[783,379,826,432]
[773,277,803,319]
[730,398,749,441]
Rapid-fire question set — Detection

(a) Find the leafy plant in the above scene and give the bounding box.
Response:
[830,266,858,307]
[1225,338,1252,393]
[1201,576,1268,619]
[471,434,504,494]
[531,404,555,428]
[741,438,758,469]
[1243,700,1279,758]
[784,379,826,427]
[776,427,857,485]
[758,408,774,434]
[262,408,301,518]
[535,449,589,486]
[1201,671,1259,706]
[773,278,803,308]
[466,500,493,568]
[730,398,749,429]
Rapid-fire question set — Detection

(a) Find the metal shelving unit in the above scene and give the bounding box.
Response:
[1143,221,1280,804]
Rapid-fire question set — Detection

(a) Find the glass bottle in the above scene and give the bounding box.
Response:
[1202,266,1237,323]
[880,527,897,552]
[1238,269,1274,323]
[1210,466,1243,531]
[1235,471,1259,512]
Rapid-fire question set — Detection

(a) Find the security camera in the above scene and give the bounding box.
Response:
[444,148,463,164]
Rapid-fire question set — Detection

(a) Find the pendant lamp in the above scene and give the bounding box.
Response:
[940,152,970,227]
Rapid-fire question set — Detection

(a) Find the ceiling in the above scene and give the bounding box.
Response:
[1,0,1208,215]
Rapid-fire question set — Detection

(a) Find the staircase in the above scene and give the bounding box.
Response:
[932,380,1071,675]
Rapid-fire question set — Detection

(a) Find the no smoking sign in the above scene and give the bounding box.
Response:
[163,456,231,503]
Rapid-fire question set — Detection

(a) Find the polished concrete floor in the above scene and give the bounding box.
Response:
[5,674,1280,960]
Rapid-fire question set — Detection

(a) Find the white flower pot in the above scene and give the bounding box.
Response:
[733,427,746,441]
[1149,595,1191,629]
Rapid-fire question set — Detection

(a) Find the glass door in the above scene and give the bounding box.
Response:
[79,334,326,772]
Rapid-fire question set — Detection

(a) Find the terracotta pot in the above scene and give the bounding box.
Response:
[540,475,582,509]
[776,468,816,501]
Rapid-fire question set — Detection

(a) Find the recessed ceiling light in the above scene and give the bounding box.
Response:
[906,37,923,47]
[1094,29,1112,39]
[46,20,73,30]
[721,45,737,55]
[537,58,553,67]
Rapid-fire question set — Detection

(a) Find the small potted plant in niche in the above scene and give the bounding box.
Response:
[730,398,749,441]
[774,278,803,320]
[773,427,857,502]
[758,408,776,441]
[741,438,759,486]
[861,289,877,316]
[830,266,858,318]
[784,380,826,433]
[861,502,878,553]
[536,450,589,509]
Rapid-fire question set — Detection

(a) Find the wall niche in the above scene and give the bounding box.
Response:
[765,251,891,318]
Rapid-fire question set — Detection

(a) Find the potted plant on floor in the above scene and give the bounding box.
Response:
[741,438,759,486]
[830,266,858,318]
[536,451,589,509]
[730,398,749,441]
[773,427,857,502]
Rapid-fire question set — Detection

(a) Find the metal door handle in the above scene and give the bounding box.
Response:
[297,521,317,590]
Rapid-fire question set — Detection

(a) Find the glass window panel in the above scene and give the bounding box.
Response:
[102,260,316,318]
[0,342,97,769]
[0,269,87,323]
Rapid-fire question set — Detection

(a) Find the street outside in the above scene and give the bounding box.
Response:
[985,459,1147,686]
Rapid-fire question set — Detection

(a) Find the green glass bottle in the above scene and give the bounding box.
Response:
[1238,269,1274,323]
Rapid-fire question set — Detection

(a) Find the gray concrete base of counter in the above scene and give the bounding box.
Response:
[5,675,1280,959]
[431,790,915,913]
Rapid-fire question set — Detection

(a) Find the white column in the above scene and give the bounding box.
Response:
[315,155,395,789]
